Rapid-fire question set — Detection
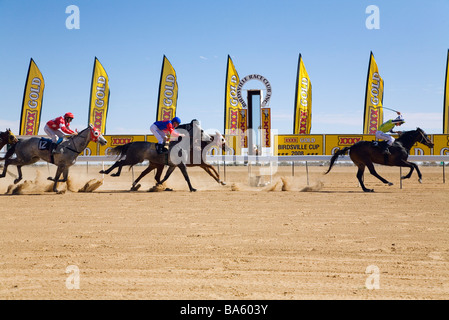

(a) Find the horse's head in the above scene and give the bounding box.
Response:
[211,131,227,150]
[416,127,434,148]
[6,129,18,144]
[89,124,107,145]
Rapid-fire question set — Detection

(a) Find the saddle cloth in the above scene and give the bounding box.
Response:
[38,138,54,151]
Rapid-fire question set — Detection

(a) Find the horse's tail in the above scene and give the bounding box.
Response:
[109,143,132,159]
[324,146,351,175]
[0,143,17,161]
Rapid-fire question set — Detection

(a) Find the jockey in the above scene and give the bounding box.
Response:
[150,116,185,154]
[375,112,405,155]
[44,113,78,153]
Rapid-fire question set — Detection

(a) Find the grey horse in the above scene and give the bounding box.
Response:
[0,124,107,192]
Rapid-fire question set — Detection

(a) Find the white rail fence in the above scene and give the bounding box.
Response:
[73,154,449,186]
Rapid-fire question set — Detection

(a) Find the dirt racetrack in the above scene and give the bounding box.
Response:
[0,161,448,300]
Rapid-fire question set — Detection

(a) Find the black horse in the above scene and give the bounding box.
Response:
[99,120,225,191]
[325,128,434,192]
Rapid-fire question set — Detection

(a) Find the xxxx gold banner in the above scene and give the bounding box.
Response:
[20,58,45,135]
[156,55,178,121]
[224,55,242,135]
[363,51,384,134]
[444,50,449,133]
[88,57,110,134]
[293,54,312,134]
[261,108,271,147]
[238,109,248,148]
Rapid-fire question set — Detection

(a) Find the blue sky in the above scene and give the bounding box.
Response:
[1,0,448,135]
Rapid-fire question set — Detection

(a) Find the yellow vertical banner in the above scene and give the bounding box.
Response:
[88,57,110,134]
[363,51,384,134]
[156,55,178,121]
[238,109,248,148]
[224,55,242,135]
[293,54,312,134]
[444,49,449,133]
[20,58,45,135]
[261,108,271,147]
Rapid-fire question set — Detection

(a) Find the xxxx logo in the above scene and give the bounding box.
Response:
[93,109,104,131]
[285,137,298,143]
[25,110,38,135]
[299,111,308,134]
[339,137,362,145]
[368,108,379,134]
[161,108,173,121]
[229,109,239,134]
[111,137,133,146]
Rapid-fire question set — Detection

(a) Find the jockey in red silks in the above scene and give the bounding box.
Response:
[150,116,185,154]
[44,112,78,144]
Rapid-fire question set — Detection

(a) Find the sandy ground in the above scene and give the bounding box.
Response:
[0,161,448,300]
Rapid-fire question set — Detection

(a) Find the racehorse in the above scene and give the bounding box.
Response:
[324,128,434,192]
[0,129,18,152]
[0,125,107,192]
[129,130,228,191]
[99,120,227,191]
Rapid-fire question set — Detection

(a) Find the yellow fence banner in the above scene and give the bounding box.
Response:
[363,51,384,134]
[224,55,242,135]
[20,58,45,135]
[156,55,178,121]
[274,135,323,156]
[293,54,312,134]
[444,50,449,133]
[88,57,110,134]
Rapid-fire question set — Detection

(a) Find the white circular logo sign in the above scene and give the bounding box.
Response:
[236,74,272,108]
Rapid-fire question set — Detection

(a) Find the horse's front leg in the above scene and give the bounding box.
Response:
[177,163,196,192]
[202,164,226,185]
[399,160,415,180]
[49,166,64,193]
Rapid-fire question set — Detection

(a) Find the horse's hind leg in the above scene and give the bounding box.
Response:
[14,166,23,184]
[49,166,64,192]
[130,163,158,190]
[99,161,122,176]
[158,166,176,185]
[365,161,393,186]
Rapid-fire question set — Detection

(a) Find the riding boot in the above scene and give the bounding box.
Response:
[156,143,164,154]
[380,142,391,155]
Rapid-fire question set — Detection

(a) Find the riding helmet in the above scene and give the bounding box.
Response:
[392,115,404,124]
[65,112,75,119]
[172,116,181,125]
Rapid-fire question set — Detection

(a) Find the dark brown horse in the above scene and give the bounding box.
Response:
[0,129,18,152]
[325,128,434,192]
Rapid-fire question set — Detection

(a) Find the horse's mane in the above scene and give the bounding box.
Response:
[395,128,425,150]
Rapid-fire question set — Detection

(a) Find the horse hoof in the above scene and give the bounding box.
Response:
[387,182,394,186]
[14,179,21,184]
[164,188,173,192]
[47,177,54,181]
[99,170,105,174]
[418,179,422,184]
[364,189,374,192]
[190,188,197,192]
[130,184,141,191]
[220,181,227,186]
[111,173,119,177]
